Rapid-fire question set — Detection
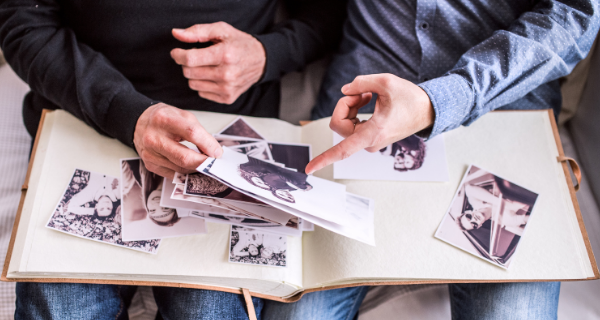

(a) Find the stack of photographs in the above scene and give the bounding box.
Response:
[170,117,376,247]
[45,116,374,266]
[46,162,211,255]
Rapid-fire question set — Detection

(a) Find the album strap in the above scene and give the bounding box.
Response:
[558,156,581,192]
[242,288,258,320]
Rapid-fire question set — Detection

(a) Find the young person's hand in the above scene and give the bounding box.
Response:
[133,103,223,179]
[170,22,266,105]
[305,74,435,174]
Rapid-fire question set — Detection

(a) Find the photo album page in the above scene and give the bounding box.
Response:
[6,109,595,299]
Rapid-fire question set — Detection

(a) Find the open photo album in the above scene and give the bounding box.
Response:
[2,109,597,302]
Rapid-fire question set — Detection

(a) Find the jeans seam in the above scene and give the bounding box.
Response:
[115,285,125,320]
[344,287,366,320]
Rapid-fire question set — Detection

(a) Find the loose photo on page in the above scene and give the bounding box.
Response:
[229,225,287,267]
[218,116,265,139]
[46,169,160,254]
[120,158,207,241]
[333,133,449,181]
[435,165,538,268]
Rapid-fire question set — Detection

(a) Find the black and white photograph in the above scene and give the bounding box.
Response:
[170,183,242,213]
[184,172,264,205]
[200,148,349,227]
[120,158,207,241]
[229,225,287,267]
[238,156,313,204]
[190,211,303,237]
[333,133,449,181]
[435,165,539,268]
[268,142,311,174]
[46,169,160,254]
[229,141,274,162]
[218,116,265,140]
[214,134,261,147]
[173,172,187,185]
[160,179,237,215]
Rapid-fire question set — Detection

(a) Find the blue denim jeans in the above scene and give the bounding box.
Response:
[15,283,263,320]
[262,282,561,320]
[16,282,559,319]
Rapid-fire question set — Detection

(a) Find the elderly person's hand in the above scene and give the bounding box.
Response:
[134,103,223,179]
[170,22,266,105]
[305,74,435,174]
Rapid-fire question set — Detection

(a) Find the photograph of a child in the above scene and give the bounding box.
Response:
[173,172,187,185]
[218,117,264,140]
[121,159,207,241]
[333,133,449,181]
[229,225,287,267]
[46,169,160,254]
[238,157,313,203]
[435,165,538,268]
[379,135,426,172]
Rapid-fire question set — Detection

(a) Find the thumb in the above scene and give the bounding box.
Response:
[172,22,231,43]
[341,74,394,97]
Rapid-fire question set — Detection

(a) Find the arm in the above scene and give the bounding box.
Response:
[170,0,347,104]
[0,0,154,147]
[464,184,498,210]
[306,0,599,173]
[418,0,600,137]
[254,0,348,83]
[232,238,250,257]
[0,1,223,180]
[67,177,100,215]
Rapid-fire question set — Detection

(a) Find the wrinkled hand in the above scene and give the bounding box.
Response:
[134,103,223,179]
[305,74,435,174]
[170,22,266,104]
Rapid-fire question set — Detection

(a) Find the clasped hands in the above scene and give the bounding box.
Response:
[134,22,264,179]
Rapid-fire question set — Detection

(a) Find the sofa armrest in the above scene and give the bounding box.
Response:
[569,34,600,208]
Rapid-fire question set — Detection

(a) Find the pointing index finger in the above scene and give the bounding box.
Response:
[305,122,378,174]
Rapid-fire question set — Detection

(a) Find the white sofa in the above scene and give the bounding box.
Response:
[0,41,599,318]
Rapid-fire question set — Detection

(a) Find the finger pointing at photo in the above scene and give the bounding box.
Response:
[305,74,435,175]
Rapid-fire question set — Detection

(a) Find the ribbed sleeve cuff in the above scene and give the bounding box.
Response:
[417,74,474,139]
[104,90,157,149]
[254,32,290,83]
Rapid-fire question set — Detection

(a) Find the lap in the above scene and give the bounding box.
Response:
[152,286,262,320]
[262,282,560,320]
[15,281,560,320]
[15,282,136,320]
[16,283,262,320]
[449,282,560,320]
[262,286,369,320]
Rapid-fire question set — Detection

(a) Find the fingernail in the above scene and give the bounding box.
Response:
[341,84,350,93]
[173,28,184,32]
[214,147,223,159]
